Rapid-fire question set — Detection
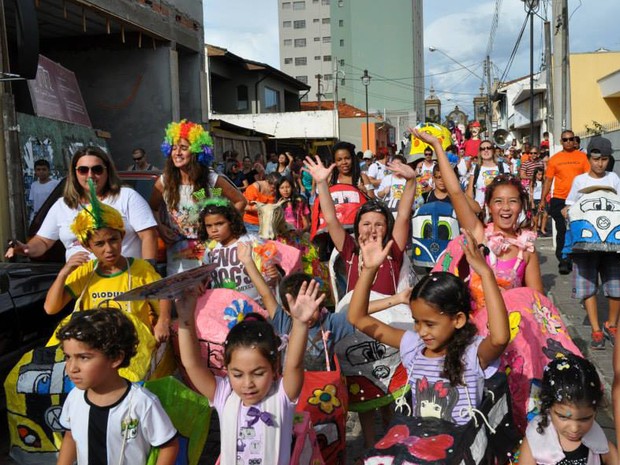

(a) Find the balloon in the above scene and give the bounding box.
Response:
[409,122,452,155]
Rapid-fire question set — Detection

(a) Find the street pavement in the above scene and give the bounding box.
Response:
[1,235,616,465]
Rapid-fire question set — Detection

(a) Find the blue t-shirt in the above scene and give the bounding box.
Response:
[270,305,354,371]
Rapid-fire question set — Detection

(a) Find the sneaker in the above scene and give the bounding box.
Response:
[591,331,605,350]
[604,322,617,346]
[558,259,572,275]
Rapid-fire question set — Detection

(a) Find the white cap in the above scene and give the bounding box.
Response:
[363,150,374,159]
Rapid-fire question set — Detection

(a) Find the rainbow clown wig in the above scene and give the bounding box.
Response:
[160,119,214,166]
[70,179,125,245]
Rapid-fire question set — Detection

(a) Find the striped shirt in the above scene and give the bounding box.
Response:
[399,331,498,425]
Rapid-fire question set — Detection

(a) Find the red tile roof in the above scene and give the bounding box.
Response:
[301,101,368,118]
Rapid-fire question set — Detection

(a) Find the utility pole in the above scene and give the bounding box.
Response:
[315,74,322,110]
[544,20,553,137]
[333,57,341,139]
[486,55,492,137]
[551,0,570,150]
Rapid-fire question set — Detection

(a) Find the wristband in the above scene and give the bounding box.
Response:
[365,183,375,191]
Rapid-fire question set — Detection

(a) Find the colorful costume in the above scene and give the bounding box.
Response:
[158,173,218,274]
[463,121,482,158]
[271,308,349,465]
[159,120,216,275]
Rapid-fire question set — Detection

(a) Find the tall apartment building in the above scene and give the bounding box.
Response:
[278,0,424,119]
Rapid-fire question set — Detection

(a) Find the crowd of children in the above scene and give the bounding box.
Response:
[16,121,620,465]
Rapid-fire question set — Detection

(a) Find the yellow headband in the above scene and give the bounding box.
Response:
[70,179,125,244]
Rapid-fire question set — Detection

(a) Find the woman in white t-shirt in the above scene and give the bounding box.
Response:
[6,147,158,262]
[150,120,246,275]
[466,140,509,209]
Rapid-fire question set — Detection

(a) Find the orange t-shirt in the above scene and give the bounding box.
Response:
[243,183,274,224]
[545,150,589,199]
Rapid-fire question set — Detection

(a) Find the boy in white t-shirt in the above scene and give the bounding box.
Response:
[377,154,409,218]
[563,136,620,350]
[29,159,60,222]
[57,308,178,465]
[367,148,390,187]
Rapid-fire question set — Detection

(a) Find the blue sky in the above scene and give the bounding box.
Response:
[203,0,620,114]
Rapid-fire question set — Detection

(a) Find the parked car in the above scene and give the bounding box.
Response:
[0,171,162,400]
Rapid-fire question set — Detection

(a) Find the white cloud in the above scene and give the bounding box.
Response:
[204,0,280,67]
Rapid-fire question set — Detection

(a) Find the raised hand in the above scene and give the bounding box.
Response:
[175,291,199,322]
[61,251,90,275]
[153,319,171,343]
[303,155,335,184]
[359,234,393,270]
[460,228,492,277]
[412,128,440,147]
[286,279,326,325]
[387,159,416,180]
[236,241,253,265]
[395,285,413,305]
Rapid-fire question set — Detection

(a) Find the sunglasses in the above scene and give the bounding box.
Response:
[562,137,575,142]
[76,165,105,175]
[480,146,494,151]
[132,155,144,161]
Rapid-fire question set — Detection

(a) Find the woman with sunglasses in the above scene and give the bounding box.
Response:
[466,140,510,210]
[6,146,158,262]
[150,120,246,276]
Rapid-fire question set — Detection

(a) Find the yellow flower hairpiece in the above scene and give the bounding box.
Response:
[70,179,125,244]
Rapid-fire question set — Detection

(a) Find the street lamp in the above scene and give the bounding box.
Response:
[429,46,490,133]
[428,46,485,82]
[522,0,540,145]
[361,69,371,150]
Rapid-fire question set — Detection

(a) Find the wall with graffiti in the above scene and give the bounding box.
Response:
[16,113,108,221]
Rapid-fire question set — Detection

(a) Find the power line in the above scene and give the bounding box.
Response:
[496,13,529,86]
